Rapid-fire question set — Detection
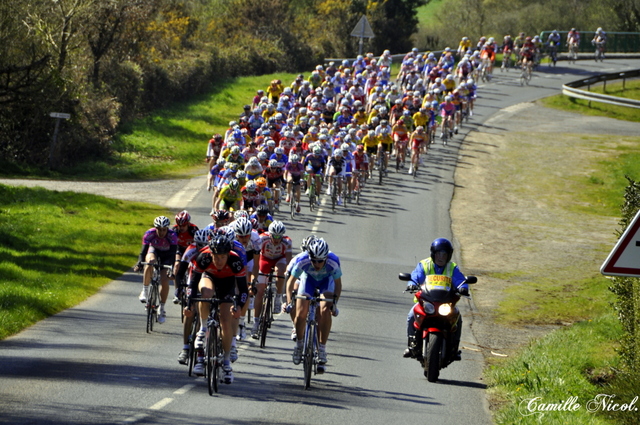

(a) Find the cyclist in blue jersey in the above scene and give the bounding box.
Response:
[286,239,342,368]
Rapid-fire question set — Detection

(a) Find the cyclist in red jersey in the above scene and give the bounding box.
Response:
[186,236,248,384]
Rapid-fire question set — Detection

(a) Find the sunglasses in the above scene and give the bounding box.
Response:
[311,258,325,264]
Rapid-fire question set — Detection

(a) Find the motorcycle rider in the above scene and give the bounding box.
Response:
[402,237,470,359]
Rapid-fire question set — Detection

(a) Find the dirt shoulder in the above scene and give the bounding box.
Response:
[451,101,640,359]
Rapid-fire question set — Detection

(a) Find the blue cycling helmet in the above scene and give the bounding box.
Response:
[430,238,453,262]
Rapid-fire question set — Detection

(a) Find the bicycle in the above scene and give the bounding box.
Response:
[378,149,387,185]
[330,175,344,212]
[257,270,284,348]
[306,173,320,212]
[501,51,512,71]
[353,169,365,205]
[594,41,605,62]
[190,296,225,394]
[568,43,578,63]
[186,306,200,377]
[296,289,332,389]
[519,62,532,86]
[290,180,301,219]
[547,44,558,67]
[140,262,172,333]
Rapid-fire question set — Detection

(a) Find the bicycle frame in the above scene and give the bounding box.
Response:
[141,262,172,333]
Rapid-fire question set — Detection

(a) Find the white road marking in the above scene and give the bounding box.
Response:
[150,397,174,410]
[173,384,195,395]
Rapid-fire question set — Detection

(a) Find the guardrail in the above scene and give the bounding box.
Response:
[562,69,640,109]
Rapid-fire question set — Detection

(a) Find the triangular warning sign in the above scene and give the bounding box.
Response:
[601,209,640,276]
[350,15,375,39]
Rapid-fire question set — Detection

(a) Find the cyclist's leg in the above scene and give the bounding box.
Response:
[317,277,337,366]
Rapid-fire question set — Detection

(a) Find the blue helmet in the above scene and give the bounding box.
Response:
[430,238,453,262]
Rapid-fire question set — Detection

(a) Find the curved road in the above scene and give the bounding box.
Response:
[1,58,639,425]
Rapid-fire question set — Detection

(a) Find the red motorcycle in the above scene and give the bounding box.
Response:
[399,273,477,382]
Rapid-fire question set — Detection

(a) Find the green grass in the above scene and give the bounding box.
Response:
[5,73,298,181]
[485,86,640,425]
[0,184,166,339]
[488,315,629,425]
[541,80,640,123]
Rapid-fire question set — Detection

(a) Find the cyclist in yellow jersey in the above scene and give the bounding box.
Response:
[457,36,472,57]
[443,74,456,93]
[353,107,368,126]
[378,129,393,170]
[413,108,429,129]
[214,179,243,211]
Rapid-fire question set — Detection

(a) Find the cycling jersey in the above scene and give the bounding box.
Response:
[172,223,199,251]
[290,251,342,296]
[190,248,248,307]
[439,102,456,117]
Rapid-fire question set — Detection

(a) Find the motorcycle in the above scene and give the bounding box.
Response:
[398,272,477,382]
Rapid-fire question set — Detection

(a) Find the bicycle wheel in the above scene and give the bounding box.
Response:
[290,198,295,220]
[259,285,272,348]
[303,321,315,389]
[207,326,219,394]
[378,155,384,185]
[146,283,158,333]
[187,312,198,376]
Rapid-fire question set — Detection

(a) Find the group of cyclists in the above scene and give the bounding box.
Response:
[132,26,611,386]
[135,208,342,385]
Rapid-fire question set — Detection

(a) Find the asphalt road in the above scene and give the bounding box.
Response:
[1,58,639,425]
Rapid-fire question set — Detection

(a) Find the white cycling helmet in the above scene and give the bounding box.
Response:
[308,238,329,260]
[233,210,249,220]
[268,220,286,237]
[194,229,210,246]
[154,216,170,228]
[233,218,253,237]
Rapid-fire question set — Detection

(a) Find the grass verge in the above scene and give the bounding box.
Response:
[541,80,640,123]
[487,315,628,425]
[0,72,298,181]
[461,99,640,423]
[0,184,166,339]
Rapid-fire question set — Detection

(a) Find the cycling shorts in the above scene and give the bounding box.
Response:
[148,246,174,266]
[267,176,284,187]
[200,274,237,302]
[258,256,287,279]
[298,275,336,298]
[366,146,377,156]
[381,143,393,153]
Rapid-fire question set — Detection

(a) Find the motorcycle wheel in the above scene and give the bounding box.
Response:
[423,333,443,382]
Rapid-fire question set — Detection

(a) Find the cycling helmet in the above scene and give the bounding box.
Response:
[255,177,267,189]
[258,151,268,160]
[256,204,270,216]
[333,149,343,157]
[430,238,453,262]
[236,170,247,179]
[248,156,259,165]
[245,180,257,192]
[274,147,284,155]
[233,210,249,220]
[268,159,279,168]
[312,146,322,154]
[228,179,240,191]
[209,235,232,254]
[230,146,240,154]
[234,218,253,236]
[219,225,236,242]
[301,234,318,252]
[175,210,191,226]
[445,95,453,101]
[212,209,231,222]
[290,154,300,162]
[154,216,170,228]
[194,229,210,246]
[308,238,329,260]
[266,140,276,147]
[268,220,286,237]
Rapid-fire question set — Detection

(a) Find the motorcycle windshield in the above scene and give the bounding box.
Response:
[420,287,454,303]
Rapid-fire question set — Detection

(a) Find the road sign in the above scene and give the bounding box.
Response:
[50,112,71,119]
[350,15,375,39]
[601,209,640,276]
